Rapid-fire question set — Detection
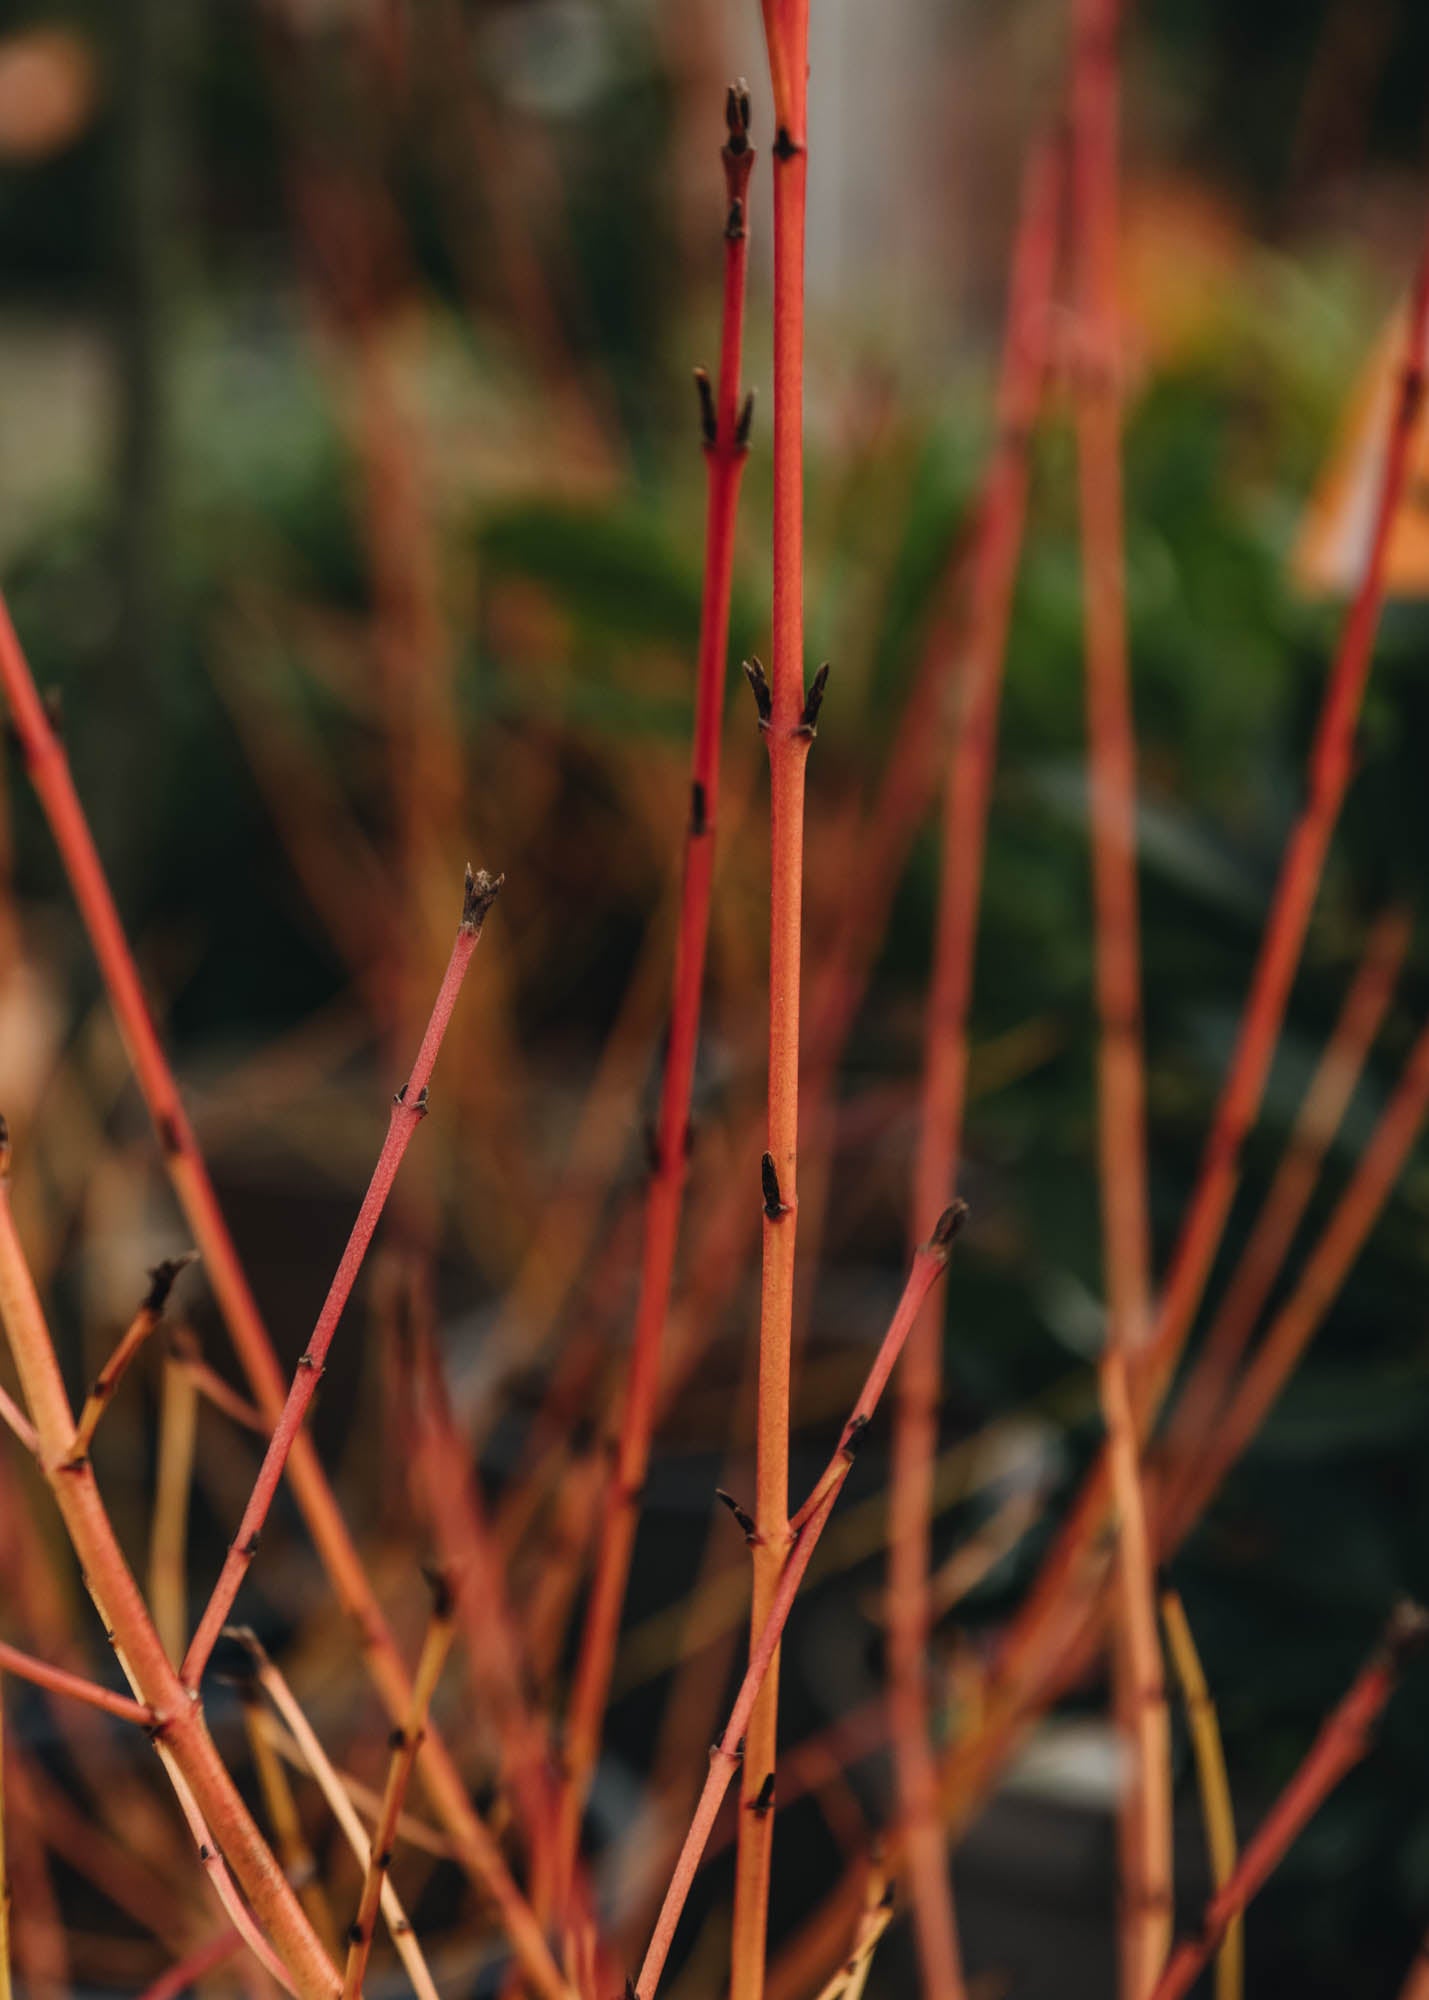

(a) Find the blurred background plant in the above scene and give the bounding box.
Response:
[5,2,1429,1997]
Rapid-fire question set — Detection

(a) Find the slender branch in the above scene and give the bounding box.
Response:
[0,1124,339,2000]
[953,203,1429,1871]
[637,1206,966,1998]
[0,1641,155,1729]
[809,1860,893,2000]
[1160,1590,1241,2000]
[1169,1010,1429,1542]
[1069,3,1164,1982]
[1143,217,1429,1404]
[149,1347,200,1664]
[181,865,500,1689]
[887,128,1061,2000]
[230,1631,441,2000]
[159,1754,298,1996]
[1149,1605,1428,2000]
[68,1254,195,1465]
[133,1930,244,2000]
[0,1385,37,1458]
[554,80,756,1912]
[0,1672,10,2000]
[1100,1344,1172,1996]
[732,8,813,1994]
[342,1578,456,2000]
[1159,907,1410,1530]
[239,1685,341,1961]
[0,596,571,2000]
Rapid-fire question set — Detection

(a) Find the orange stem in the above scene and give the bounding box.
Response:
[0,1134,338,2000]
[0,593,571,2000]
[637,1210,965,1999]
[181,867,499,1689]
[554,84,755,1913]
[887,130,1061,2000]
[731,8,812,1995]
[1159,907,1410,1529]
[1149,1606,1427,2000]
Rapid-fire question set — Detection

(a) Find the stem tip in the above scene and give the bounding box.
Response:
[928,1198,969,1258]
[461,865,504,933]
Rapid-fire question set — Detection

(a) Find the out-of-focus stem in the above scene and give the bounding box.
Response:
[0,593,573,2000]
[554,82,755,1915]
[1159,907,1409,1530]
[1160,1590,1241,2000]
[887,130,1061,2000]
[1149,1606,1427,2000]
[341,1583,456,2000]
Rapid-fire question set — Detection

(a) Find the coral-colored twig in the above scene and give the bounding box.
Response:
[554,82,756,1914]
[0,1126,338,2000]
[952,204,1429,1866]
[0,1641,155,1729]
[1149,1605,1427,2000]
[636,1205,966,1999]
[180,865,500,1688]
[886,129,1061,2000]
[341,1577,456,2000]
[68,1254,196,1466]
[1169,1009,1429,1542]
[1159,907,1410,1529]
[0,591,573,2000]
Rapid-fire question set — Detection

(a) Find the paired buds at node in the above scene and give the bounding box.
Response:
[742,659,831,734]
[724,80,752,155]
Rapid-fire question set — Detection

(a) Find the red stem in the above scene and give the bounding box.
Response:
[887,131,1061,2000]
[180,871,497,1688]
[1149,1607,1427,2000]
[0,593,572,2000]
[553,90,754,1912]
[637,1212,964,1999]
[0,1640,154,1728]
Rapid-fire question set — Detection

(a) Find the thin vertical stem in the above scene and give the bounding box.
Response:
[341,1582,456,2000]
[234,1633,440,2000]
[732,8,812,1995]
[554,83,756,1910]
[1160,1590,1241,2000]
[1100,1345,1172,1995]
[887,131,1061,2000]
[0,1673,10,2000]
[1069,0,1163,1983]
[149,1346,200,1664]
